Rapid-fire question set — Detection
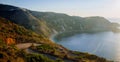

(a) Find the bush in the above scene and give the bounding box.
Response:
[55,58,64,62]
[25,53,54,62]
[36,44,55,53]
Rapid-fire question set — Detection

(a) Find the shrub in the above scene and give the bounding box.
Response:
[25,53,54,62]
[55,58,64,62]
[36,44,55,53]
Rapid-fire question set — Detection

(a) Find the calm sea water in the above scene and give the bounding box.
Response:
[56,31,120,61]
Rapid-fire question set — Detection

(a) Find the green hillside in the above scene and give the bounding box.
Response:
[0,16,109,62]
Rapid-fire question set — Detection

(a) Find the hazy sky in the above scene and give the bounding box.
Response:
[0,0,120,18]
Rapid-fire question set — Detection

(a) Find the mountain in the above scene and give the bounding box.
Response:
[30,11,118,33]
[0,4,119,41]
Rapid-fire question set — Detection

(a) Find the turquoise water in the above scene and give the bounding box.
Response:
[56,31,120,61]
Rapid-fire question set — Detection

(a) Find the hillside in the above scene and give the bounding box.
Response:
[0,4,51,37]
[0,16,51,44]
[0,17,110,62]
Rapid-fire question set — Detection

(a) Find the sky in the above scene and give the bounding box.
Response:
[0,0,120,18]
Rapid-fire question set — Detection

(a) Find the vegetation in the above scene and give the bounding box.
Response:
[30,44,110,62]
[0,39,25,62]
[30,44,66,58]
[36,44,55,53]
[24,53,55,62]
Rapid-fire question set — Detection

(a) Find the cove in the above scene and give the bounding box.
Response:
[54,31,120,61]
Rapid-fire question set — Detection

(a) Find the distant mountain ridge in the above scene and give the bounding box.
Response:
[108,18,120,24]
[0,4,119,40]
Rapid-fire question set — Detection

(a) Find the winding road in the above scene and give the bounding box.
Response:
[15,43,41,54]
[15,43,58,60]
[16,43,41,49]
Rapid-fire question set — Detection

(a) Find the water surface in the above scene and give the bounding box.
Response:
[56,32,120,61]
